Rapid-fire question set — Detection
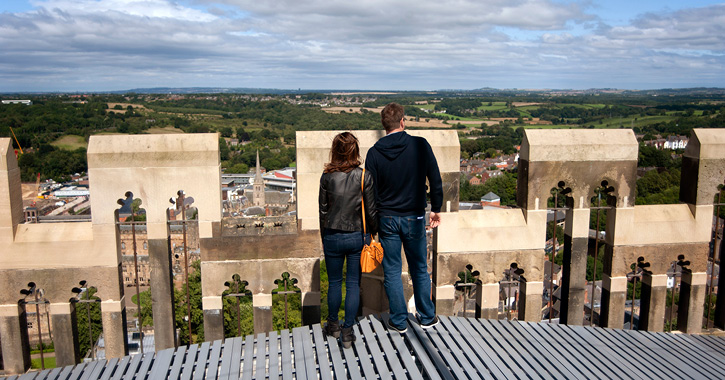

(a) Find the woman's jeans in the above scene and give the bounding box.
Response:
[323,229,369,328]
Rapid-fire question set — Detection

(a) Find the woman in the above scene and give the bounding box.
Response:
[319,132,377,348]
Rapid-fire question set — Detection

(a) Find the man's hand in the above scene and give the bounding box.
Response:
[429,212,441,229]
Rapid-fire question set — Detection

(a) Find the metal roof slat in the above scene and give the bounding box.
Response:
[323,327,353,380]
[268,332,280,380]
[411,315,468,380]
[119,353,144,380]
[358,316,392,379]
[602,328,692,380]
[348,323,376,380]
[311,324,333,380]
[619,327,702,379]
[369,316,408,379]
[88,360,111,380]
[254,333,267,380]
[385,320,425,379]
[450,317,514,380]
[598,327,679,379]
[147,347,175,379]
[700,335,725,351]
[475,319,539,380]
[217,338,234,379]
[68,362,88,380]
[291,327,309,380]
[191,341,211,380]
[44,367,65,380]
[553,324,629,379]
[79,361,104,380]
[640,331,722,378]
[35,368,54,380]
[494,320,564,380]
[98,358,120,380]
[449,316,508,380]
[436,316,487,380]
[384,314,440,380]
[108,355,131,380]
[662,332,725,372]
[231,336,246,379]
[167,346,189,380]
[503,320,579,380]
[540,323,610,380]
[299,327,318,380]
[17,371,39,380]
[206,338,223,380]
[693,334,725,353]
[484,319,553,380]
[280,329,294,380]
[520,322,598,380]
[236,335,252,380]
[182,343,201,380]
[134,353,156,380]
[568,324,660,380]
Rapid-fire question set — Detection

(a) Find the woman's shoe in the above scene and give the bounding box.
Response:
[341,326,356,349]
[323,319,341,338]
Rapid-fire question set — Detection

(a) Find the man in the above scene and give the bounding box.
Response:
[365,102,443,332]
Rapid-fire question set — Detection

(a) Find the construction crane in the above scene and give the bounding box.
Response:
[36,173,44,199]
[9,126,23,154]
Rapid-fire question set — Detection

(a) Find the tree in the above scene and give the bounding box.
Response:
[175,260,204,344]
[219,126,233,138]
[219,137,231,161]
[131,290,154,327]
[74,288,102,358]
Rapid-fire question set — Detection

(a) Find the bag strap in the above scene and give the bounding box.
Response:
[361,168,367,235]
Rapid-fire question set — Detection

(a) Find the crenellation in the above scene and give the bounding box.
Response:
[1,129,724,375]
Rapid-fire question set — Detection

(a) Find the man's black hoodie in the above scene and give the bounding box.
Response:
[364,131,443,216]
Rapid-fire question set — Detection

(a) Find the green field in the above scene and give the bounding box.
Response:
[31,356,56,369]
[477,102,508,111]
[146,126,185,134]
[51,135,87,150]
[522,114,677,129]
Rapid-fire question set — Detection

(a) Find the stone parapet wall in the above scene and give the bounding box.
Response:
[1,129,724,374]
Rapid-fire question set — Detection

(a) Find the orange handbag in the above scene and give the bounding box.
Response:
[360,169,383,273]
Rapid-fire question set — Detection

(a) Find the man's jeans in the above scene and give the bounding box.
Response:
[379,215,435,329]
[322,229,368,328]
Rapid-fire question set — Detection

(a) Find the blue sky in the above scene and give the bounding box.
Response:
[1,0,724,92]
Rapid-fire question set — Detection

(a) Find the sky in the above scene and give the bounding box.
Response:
[1,0,724,92]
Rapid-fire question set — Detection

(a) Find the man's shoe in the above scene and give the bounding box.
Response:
[419,316,439,329]
[387,321,408,334]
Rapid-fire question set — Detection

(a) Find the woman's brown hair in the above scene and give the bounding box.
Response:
[324,132,361,173]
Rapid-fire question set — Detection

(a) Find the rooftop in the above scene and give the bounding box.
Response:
[9,314,724,379]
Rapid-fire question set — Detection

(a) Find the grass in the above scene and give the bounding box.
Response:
[31,356,56,369]
[477,102,508,111]
[145,126,185,134]
[51,135,87,150]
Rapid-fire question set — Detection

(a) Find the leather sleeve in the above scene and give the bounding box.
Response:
[318,173,328,239]
[363,169,378,234]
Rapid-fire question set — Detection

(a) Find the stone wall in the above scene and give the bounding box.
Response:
[1,128,724,375]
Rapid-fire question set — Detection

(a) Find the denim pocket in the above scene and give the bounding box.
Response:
[406,216,426,240]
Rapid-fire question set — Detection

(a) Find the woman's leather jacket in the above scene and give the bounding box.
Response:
[319,167,377,235]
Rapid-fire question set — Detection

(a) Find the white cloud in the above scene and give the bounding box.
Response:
[0,1,723,91]
[30,0,218,22]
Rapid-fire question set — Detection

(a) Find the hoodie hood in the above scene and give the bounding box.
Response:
[372,131,410,160]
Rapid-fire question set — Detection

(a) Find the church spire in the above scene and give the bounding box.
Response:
[253,150,265,207]
[255,150,262,181]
